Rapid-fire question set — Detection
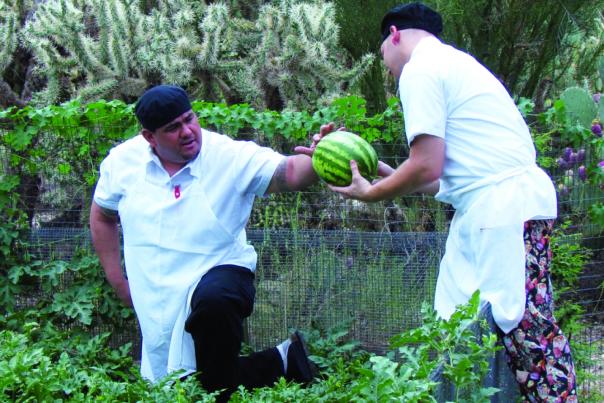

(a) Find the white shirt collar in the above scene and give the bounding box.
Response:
[143,137,203,180]
[410,35,442,60]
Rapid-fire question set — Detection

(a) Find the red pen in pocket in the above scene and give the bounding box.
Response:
[174,185,181,199]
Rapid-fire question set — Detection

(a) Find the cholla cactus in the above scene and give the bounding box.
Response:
[21,0,260,105]
[13,0,372,110]
[192,3,254,103]
[0,4,18,75]
[0,0,41,108]
[21,0,206,104]
[248,0,373,110]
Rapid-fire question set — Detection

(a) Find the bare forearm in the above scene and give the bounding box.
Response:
[331,135,445,202]
[90,203,123,286]
[90,202,132,306]
[368,158,439,200]
[369,135,444,200]
[415,180,440,195]
[286,154,319,190]
[267,155,319,193]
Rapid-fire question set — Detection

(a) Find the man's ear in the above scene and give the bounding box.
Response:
[389,25,401,44]
[141,128,156,147]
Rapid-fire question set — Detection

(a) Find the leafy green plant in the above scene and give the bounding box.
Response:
[549,221,601,401]
[237,292,499,402]
[0,291,501,402]
[3,250,133,328]
[390,291,500,402]
[0,322,215,402]
[528,89,604,231]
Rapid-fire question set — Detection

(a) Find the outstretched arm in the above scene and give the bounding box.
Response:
[266,123,339,194]
[329,134,445,202]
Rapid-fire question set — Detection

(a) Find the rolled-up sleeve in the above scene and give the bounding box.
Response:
[93,155,121,211]
[399,68,447,145]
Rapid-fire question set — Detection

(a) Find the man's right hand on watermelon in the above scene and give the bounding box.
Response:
[293,122,342,156]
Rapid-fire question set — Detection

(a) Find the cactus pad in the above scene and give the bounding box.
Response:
[560,87,597,129]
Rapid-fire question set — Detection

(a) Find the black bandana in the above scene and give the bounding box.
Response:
[381,3,443,41]
[134,85,192,131]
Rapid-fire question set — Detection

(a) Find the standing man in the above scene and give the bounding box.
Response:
[322,3,577,401]
[90,85,318,399]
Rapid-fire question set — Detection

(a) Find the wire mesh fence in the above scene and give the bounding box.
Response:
[248,229,445,352]
[23,222,604,395]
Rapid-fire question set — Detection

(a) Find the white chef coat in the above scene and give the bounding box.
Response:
[399,36,557,333]
[93,130,284,381]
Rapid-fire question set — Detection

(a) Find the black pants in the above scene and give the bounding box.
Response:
[184,265,283,399]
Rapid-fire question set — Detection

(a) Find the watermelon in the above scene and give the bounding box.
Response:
[312,131,378,186]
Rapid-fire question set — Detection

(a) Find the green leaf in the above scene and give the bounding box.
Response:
[51,285,96,325]
[589,202,604,228]
[0,175,19,192]
[6,126,34,150]
[57,163,71,175]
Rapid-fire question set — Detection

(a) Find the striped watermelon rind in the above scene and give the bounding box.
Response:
[312,131,378,186]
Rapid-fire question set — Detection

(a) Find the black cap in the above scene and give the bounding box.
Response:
[381,3,443,41]
[134,85,192,131]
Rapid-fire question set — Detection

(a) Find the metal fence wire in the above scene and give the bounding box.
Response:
[2,126,603,394]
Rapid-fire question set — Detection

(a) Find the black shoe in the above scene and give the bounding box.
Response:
[285,331,318,384]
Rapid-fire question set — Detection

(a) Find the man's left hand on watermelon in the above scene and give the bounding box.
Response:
[328,134,444,202]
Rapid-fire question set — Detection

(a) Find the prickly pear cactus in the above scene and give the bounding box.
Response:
[560,86,597,129]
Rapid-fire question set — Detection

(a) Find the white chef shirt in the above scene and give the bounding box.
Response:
[399,36,557,333]
[93,130,284,381]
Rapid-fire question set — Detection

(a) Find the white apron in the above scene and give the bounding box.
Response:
[435,165,557,333]
[118,167,248,381]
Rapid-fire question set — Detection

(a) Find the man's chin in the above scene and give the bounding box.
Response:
[181,150,200,162]
[180,144,200,158]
